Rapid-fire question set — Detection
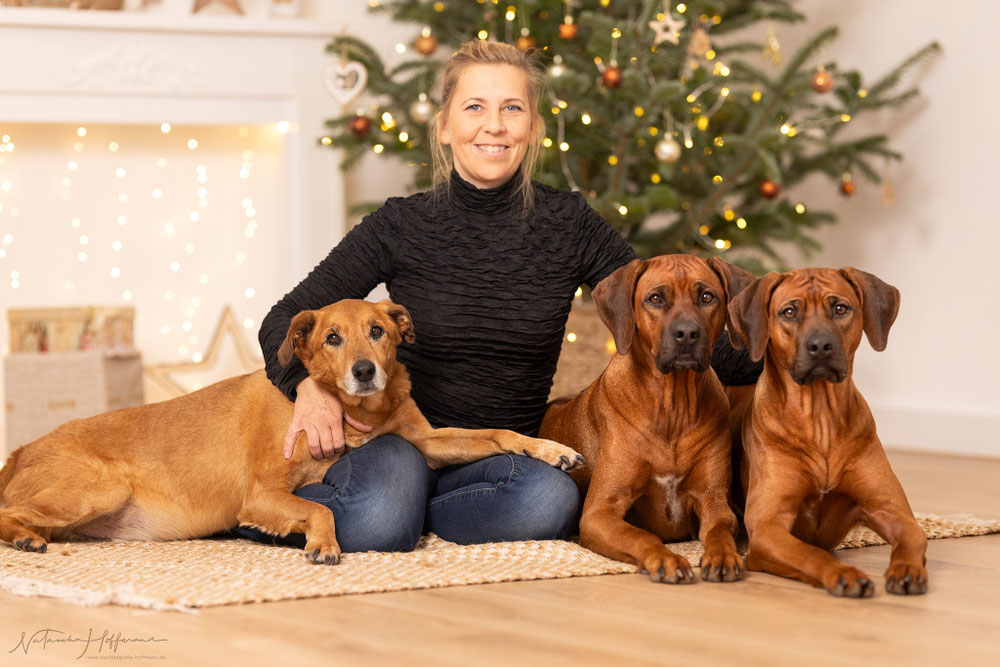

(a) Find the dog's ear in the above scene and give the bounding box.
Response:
[593,258,646,355]
[377,299,415,344]
[839,267,900,351]
[278,310,317,367]
[707,257,757,344]
[728,272,783,363]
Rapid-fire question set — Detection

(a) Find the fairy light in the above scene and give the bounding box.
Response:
[581,113,592,125]
[795,203,806,214]
[736,218,747,229]
[477,30,488,40]
[574,287,583,297]
[321,136,332,145]
[566,332,577,342]
[649,127,659,136]
[651,173,661,183]
[187,139,198,150]
[608,155,618,166]
[395,43,406,54]
[617,205,628,215]
[77,127,87,137]
[751,90,763,102]
[559,142,570,152]
[505,6,515,20]
[276,121,291,134]
[841,114,852,123]
[712,175,723,184]
[373,144,385,154]
[542,137,553,148]
[160,123,171,133]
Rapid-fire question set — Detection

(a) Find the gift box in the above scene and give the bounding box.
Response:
[8,306,134,353]
[3,349,144,450]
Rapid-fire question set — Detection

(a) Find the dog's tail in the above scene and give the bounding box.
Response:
[0,448,20,505]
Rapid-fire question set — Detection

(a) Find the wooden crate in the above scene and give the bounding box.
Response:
[4,350,144,451]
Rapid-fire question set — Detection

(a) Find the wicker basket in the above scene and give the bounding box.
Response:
[548,300,615,402]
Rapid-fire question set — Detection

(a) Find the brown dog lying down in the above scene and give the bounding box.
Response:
[541,255,754,584]
[727,268,927,597]
[0,299,584,564]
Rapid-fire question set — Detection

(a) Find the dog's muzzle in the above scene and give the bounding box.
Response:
[345,359,385,395]
[656,317,710,373]
[791,329,848,384]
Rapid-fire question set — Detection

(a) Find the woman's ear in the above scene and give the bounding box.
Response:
[437,111,451,145]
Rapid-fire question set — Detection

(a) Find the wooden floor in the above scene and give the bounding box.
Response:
[2,450,999,666]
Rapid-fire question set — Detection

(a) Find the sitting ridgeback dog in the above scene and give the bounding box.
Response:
[0,299,584,564]
[540,255,754,584]
[727,268,927,597]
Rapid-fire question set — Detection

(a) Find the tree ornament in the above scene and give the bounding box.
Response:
[321,60,367,105]
[558,21,579,40]
[414,28,438,56]
[762,23,782,66]
[759,179,781,199]
[648,11,685,46]
[548,54,566,78]
[602,65,623,89]
[516,34,536,50]
[654,137,681,163]
[409,93,434,123]
[349,114,372,139]
[811,67,834,93]
[840,173,855,196]
[687,28,712,58]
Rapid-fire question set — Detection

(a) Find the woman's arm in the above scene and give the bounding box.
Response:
[573,194,638,288]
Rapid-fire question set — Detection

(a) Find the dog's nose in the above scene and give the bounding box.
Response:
[805,331,836,359]
[352,360,376,383]
[669,319,701,345]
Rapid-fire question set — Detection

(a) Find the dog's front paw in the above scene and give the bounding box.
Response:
[13,537,47,554]
[822,565,875,598]
[640,548,696,584]
[700,546,744,583]
[304,539,341,566]
[521,439,586,471]
[885,562,928,595]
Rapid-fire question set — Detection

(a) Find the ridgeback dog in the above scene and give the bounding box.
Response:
[727,267,927,597]
[0,299,584,563]
[540,255,754,583]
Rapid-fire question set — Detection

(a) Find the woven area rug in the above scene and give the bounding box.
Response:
[0,512,997,612]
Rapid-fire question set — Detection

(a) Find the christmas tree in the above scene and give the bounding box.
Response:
[322,0,938,272]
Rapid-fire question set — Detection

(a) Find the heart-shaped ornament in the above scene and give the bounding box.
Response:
[322,61,368,105]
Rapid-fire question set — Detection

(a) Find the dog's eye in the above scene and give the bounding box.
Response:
[700,291,715,304]
[326,332,342,347]
[834,303,851,317]
[780,306,796,320]
[370,325,384,339]
[647,293,663,306]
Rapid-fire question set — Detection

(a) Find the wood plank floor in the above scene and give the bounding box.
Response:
[2,450,998,666]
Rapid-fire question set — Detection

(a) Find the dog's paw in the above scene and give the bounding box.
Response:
[13,537,47,554]
[640,549,696,585]
[521,440,586,471]
[304,541,341,566]
[700,547,744,583]
[823,565,875,598]
[885,562,928,595]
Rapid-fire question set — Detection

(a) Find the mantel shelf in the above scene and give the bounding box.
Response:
[0,7,340,38]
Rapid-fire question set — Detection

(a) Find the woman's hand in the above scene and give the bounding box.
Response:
[283,376,372,460]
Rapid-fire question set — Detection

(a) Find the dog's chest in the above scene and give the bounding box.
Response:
[652,474,688,521]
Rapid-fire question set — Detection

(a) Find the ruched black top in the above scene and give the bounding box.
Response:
[258,171,636,436]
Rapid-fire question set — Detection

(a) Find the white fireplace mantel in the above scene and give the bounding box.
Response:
[0,7,347,278]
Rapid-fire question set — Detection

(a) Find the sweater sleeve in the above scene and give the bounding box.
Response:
[259,205,397,400]
[574,193,638,288]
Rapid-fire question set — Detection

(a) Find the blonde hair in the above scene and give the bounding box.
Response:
[428,40,546,211]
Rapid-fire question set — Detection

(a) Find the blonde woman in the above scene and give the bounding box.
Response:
[239,40,756,552]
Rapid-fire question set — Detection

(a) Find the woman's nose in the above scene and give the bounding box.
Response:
[484,109,505,133]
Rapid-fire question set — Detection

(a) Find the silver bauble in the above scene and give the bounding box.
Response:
[409,93,434,123]
[548,54,566,78]
[654,137,682,163]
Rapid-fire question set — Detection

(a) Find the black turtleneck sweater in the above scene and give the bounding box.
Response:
[258,172,636,436]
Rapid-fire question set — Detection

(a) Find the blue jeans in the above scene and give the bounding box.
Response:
[233,434,581,552]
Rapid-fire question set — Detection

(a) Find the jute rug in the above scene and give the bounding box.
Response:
[0,512,996,613]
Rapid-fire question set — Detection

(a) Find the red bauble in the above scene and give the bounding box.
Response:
[811,69,834,93]
[515,35,537,51]
[759,179,781,199]
[601,65,623,89]
[840,179,856,196]
[414,34,438,56]
[349,115,372,139]
[558,22,579,40]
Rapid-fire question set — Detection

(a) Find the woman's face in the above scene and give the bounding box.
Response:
[439,64,535,190]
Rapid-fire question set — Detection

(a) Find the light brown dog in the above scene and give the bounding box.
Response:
[540,255,754,583]
[0,299,584,563]
[727,267,927,597]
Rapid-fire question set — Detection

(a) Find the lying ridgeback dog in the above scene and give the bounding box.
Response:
[727,267,927,597]
[0,299,584,563]
[540,255,754,584]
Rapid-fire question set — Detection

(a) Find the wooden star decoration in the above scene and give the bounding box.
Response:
[192,0,243,15]
[143,305,263,402]
[648,10,686,46]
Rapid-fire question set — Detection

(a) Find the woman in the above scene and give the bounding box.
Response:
[236,40,756,552]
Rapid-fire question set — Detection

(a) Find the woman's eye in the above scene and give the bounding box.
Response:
[466,104,482,112]
[504,104,523,112]
[700,291,715,304]
[370,325,384,339]
[647,294,663,305]
[326,333,342,346]
[834,303,851,316]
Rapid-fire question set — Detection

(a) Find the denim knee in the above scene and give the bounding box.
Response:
[330,434,435,553]
[509,457,581,540]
